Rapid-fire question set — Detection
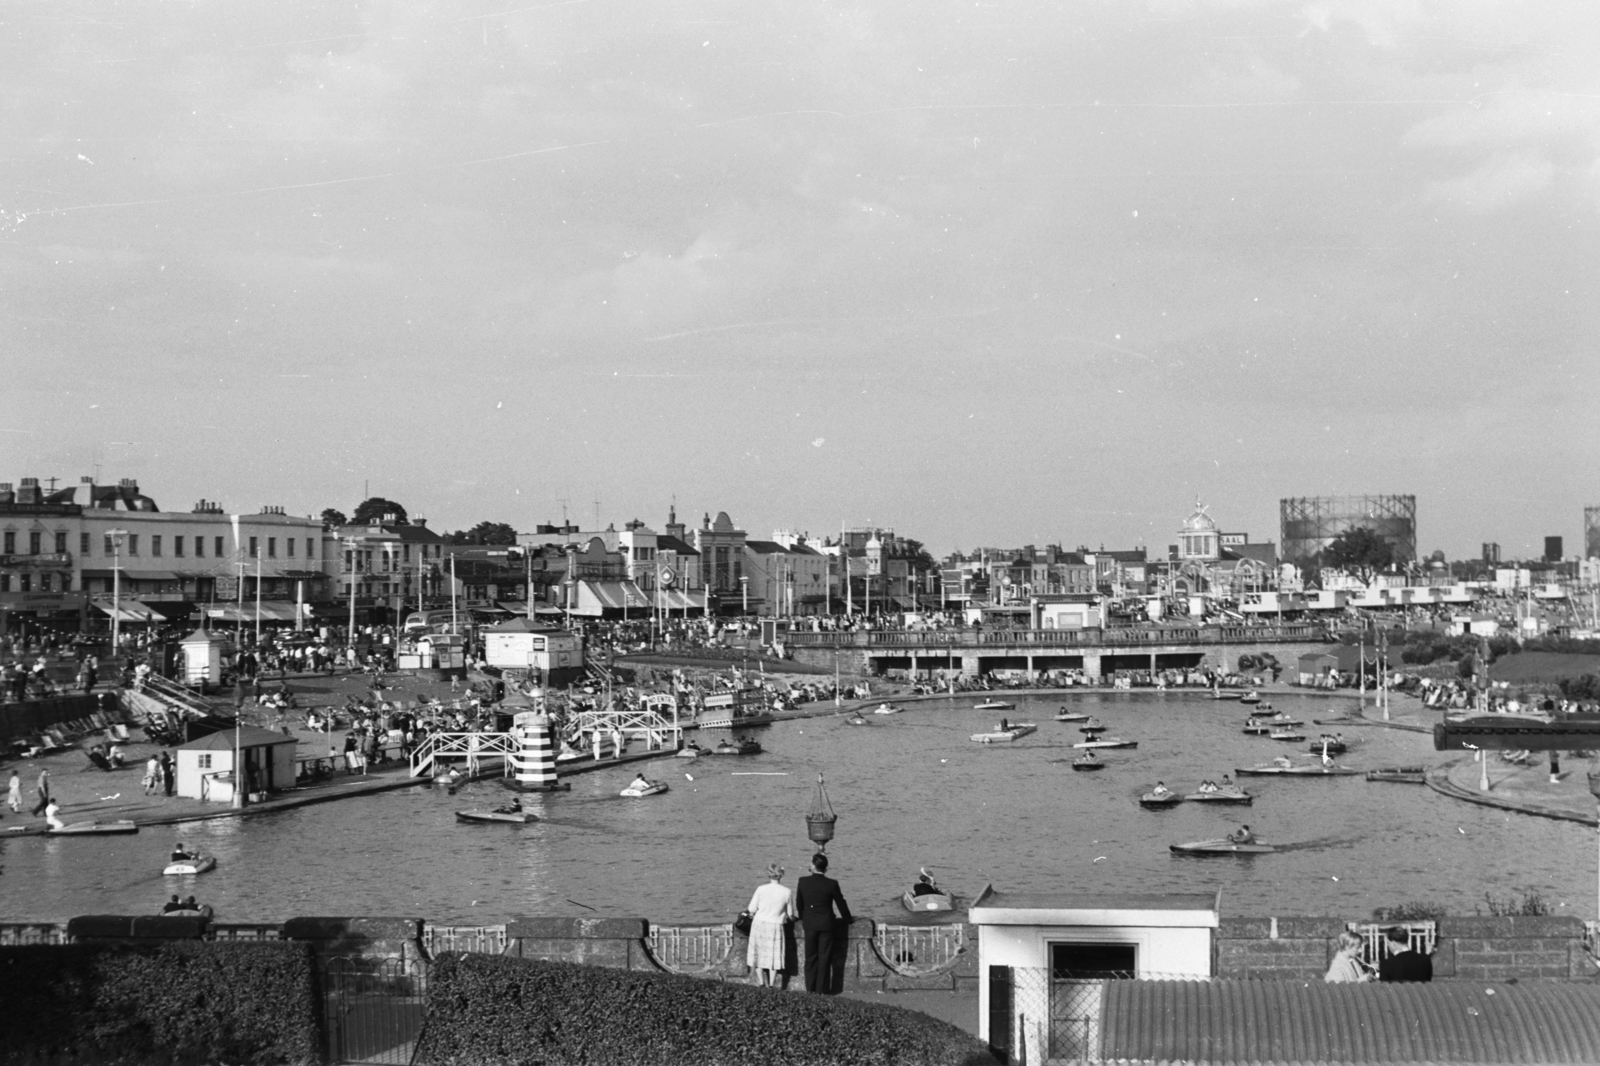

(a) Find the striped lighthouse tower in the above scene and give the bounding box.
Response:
[509,711,567,791]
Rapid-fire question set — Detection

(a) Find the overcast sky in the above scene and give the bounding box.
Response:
[4,1,1597,559]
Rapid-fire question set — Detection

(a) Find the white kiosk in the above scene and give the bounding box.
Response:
[179,629,228,688]
[969,888,1218,1063]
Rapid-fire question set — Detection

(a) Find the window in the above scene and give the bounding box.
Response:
[286,538,295,558]
[80,532,91,555]
[152,535,162,557]
[249,536,258,558]
[18,574,30,592]
[214,536,223,557]
[268,537,277,559]
[306,538,315,559]
[199,753,212,770]
[403,543,410,562]
[1050,942,1136,980]
[174,536,184,558]
[0,575,7,592]
[127,534,139,555]
[59,573,70,592]
[103,534,114,554]
[2,531,12,554]
[195,536,205,558]
[55,531,67,554]
[39,573,52,592]
[29,531,41,554]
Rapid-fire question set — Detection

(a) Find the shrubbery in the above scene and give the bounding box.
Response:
[0,941,320,1066]
[414,952,996,1066]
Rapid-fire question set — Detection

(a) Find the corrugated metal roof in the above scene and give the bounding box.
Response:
[1098,979,1600,1064]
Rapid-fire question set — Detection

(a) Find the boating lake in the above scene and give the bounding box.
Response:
[0,690,1590,926]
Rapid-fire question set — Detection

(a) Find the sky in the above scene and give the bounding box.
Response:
[3,1,1597,560]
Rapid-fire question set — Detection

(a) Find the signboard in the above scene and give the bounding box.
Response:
[0,591,86,611]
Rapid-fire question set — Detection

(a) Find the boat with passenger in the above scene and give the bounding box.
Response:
[1054,709,1090,723]
[1070,752,1105,771]
[1239,692,1261,705]
[47,820,138,836]
[1309,734,1347,755]
[1269,727,1306,742]
[1184,784,1253,805]
[971,723,1037,743]
[1241,719,1274,735]
[872,703,902,715]
[675,741,707,759]
[1139,785,1182,809]
[1073,737,1137,750]
[711,738,763,755]
[456,803,540,824]
[620,776,670,798]
[973,698,1015,711]
[1078,717,1107,734]
[1170,837,1276,855]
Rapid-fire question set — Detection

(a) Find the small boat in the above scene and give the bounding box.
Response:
[1236,763,1361,777]
[902,890,955,913]
[1184,788,1253,805]
[1209,690,1243,700]
[1269,729,1306,742]
[1054,710,1089,722]
[1078,718,1107,734]
[971,724,1037,744]
[47,820,138,836]
[1239,692,1261,705]
[675,744,706,759]
[1255,701,1273,712]
[1073,737,1137,750]
[1261,714,1303,727]
[973,699,1015,711]
[619,781,669,798]
[1366,766,1426,784]
[1071,754,1105,771]
[1170,838,1276,855]
[1140,790,1182,809]
[712,739,763,755]
[1309,736,1347,755]
[1242,721,1274,735]
[162,855,216,876]
[456,807,539,824]
[844,714,869,726]
[871,703,902,715]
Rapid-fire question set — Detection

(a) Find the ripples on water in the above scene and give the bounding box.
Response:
[0,691,1589,926]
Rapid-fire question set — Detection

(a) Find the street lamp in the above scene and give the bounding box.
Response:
[344,537,359,653]
[106,530,128,656]
[740,575,749,616]
[1588,761,1600,926]
[805,772,837,854]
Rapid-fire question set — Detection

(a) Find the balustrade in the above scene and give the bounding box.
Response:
[783,624,1325,650]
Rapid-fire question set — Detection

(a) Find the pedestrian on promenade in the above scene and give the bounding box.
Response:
[745,863,797,988]
[795,853,852,994]
[160,752,175,797]
[1324,932,1372,983]
[7,769,21,812]
[142,756,160,795]
[30,768,51,816]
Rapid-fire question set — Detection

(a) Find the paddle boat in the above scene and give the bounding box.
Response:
[973,698,1015,711]
[843,713,869,726]
[1070,753,1105,771]
[1208,689,1243,700]
[902,889,955,913]
[1170,838,1276,855]
[1236,762,1361,777]
[1260,713,1303,727]
[620,780,670,798]
[1241,720,1274,736]
[971,723,1037,744]
[1078,718,1107,734]
[1054,709,1089,723]
[712,738,763,755]
[1269,727,1306,742]
[1239,692,1262,705]
[1366,766,1426,784]
[1309,735,1347,755]
[871,703,902,715]
[675,742,706,759]
[1073,737,1137,750]
[456,805,540,824]
[46,820,138,836]
[163,847,216,876]
[1140,787,1182,809]
[1184,786,1253,805]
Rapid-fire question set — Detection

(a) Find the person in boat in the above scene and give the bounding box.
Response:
[910,868,941,897]
[492,797,525,816]
[1228,825,1256,845]
[1273,755,1294,769]
[1151,781,1171,798]
[1220,774,1235,790]
[1076,750,1099,764]
[998,717,1009,732]
[684,740,703,753]
[161,894,185,913]
[170,843,198,864]
[628,773,653,792]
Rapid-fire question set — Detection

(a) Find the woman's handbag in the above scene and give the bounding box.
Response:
[733,910,754,936]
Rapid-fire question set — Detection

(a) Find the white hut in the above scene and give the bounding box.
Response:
[180,629,229,687]
[175,725,299,803]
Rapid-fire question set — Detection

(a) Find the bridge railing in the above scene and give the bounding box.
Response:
[408,732,519,778]
[781,624,1327,650]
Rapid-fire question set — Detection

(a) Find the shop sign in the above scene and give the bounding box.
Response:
[0,553,73,569]
[0,591,86,610]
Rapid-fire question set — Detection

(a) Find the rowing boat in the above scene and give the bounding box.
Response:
[1054,710,1089,722]
[456,808,539,824]
[1170,838,1276,855]
[620,782,669,798]
[974,699,1015,711]
[1071,755,1105,771]
[1184,788,1253,805]
[1140,790,1182,809]
[1235,764,1361,776]
[971,724,1037,744]
[48,820,138,835]
[1073,737,1136,749]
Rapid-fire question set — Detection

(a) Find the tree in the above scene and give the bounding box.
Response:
[447,521,518,546]
[319,508,348,530]
[351,497,408,526]
[893,538,938,575]
[1321,527,1394,586]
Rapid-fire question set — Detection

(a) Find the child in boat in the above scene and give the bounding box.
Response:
[628,773,652,792]
[910,868,941,897]
[170,843,197,864]
[1228,825,1255,844]
[1152,781,1171,797]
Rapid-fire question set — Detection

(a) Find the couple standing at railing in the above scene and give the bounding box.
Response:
[744,854,852,994]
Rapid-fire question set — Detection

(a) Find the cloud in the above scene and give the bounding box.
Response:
[1424,151,1555,210]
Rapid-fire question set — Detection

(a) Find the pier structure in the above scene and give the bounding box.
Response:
[569,693,682,750]
[783,623,1330,680]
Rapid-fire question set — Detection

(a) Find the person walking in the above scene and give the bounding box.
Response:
[7,769,21,813]
[745,863,797,988]
[143,755,160,796]
[160,752,175,797]
[30,767,52,816]
[794,853,851,994]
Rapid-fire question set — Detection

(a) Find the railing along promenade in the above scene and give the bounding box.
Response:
[782,623,1329,650]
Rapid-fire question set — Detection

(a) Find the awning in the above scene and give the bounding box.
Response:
[573,580,652,615]
[494,602,529,615]
[121,570,182,582]
[207,602,307,623]
[655,589,706,611]
[93,600,163,623]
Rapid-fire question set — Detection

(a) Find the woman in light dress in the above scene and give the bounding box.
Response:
[746,862,797,987]
[1325,932,1373,983]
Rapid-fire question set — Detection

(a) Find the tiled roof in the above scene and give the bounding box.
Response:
[656,535,700,555]
[1097,979,1600,1064]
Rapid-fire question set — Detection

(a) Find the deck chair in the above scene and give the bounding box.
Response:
[108,723,131,742]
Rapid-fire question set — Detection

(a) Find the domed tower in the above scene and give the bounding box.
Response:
[1178,500,1220,564]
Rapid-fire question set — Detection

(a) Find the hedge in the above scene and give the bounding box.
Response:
[414,952,996,1066]
[0,941,321,1066]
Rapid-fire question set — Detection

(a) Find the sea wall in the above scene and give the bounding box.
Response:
[0,693,113,743]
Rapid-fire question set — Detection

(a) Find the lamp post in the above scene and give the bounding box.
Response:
[345,537,358,653]
[106,530,128,657]
[1588,762,1600,924]
[805,772,837,854]
[740,575,749,617]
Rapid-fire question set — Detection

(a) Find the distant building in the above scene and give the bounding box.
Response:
[1544,536,1563,563]
[1482,542,1501,565]
[1280,494,1417,565]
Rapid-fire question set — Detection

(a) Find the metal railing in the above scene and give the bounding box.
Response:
[873,923,967,975]
[645,924,736,975]
[407,731,518,778]
[1349,920,1437,967]
[0,923,68,945]
[781,623,1327,650]
[424,925,508,956]
[138,673,215,718]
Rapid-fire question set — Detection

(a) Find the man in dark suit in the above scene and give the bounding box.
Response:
[794,853,852,994]
[1377,927,1433,983]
